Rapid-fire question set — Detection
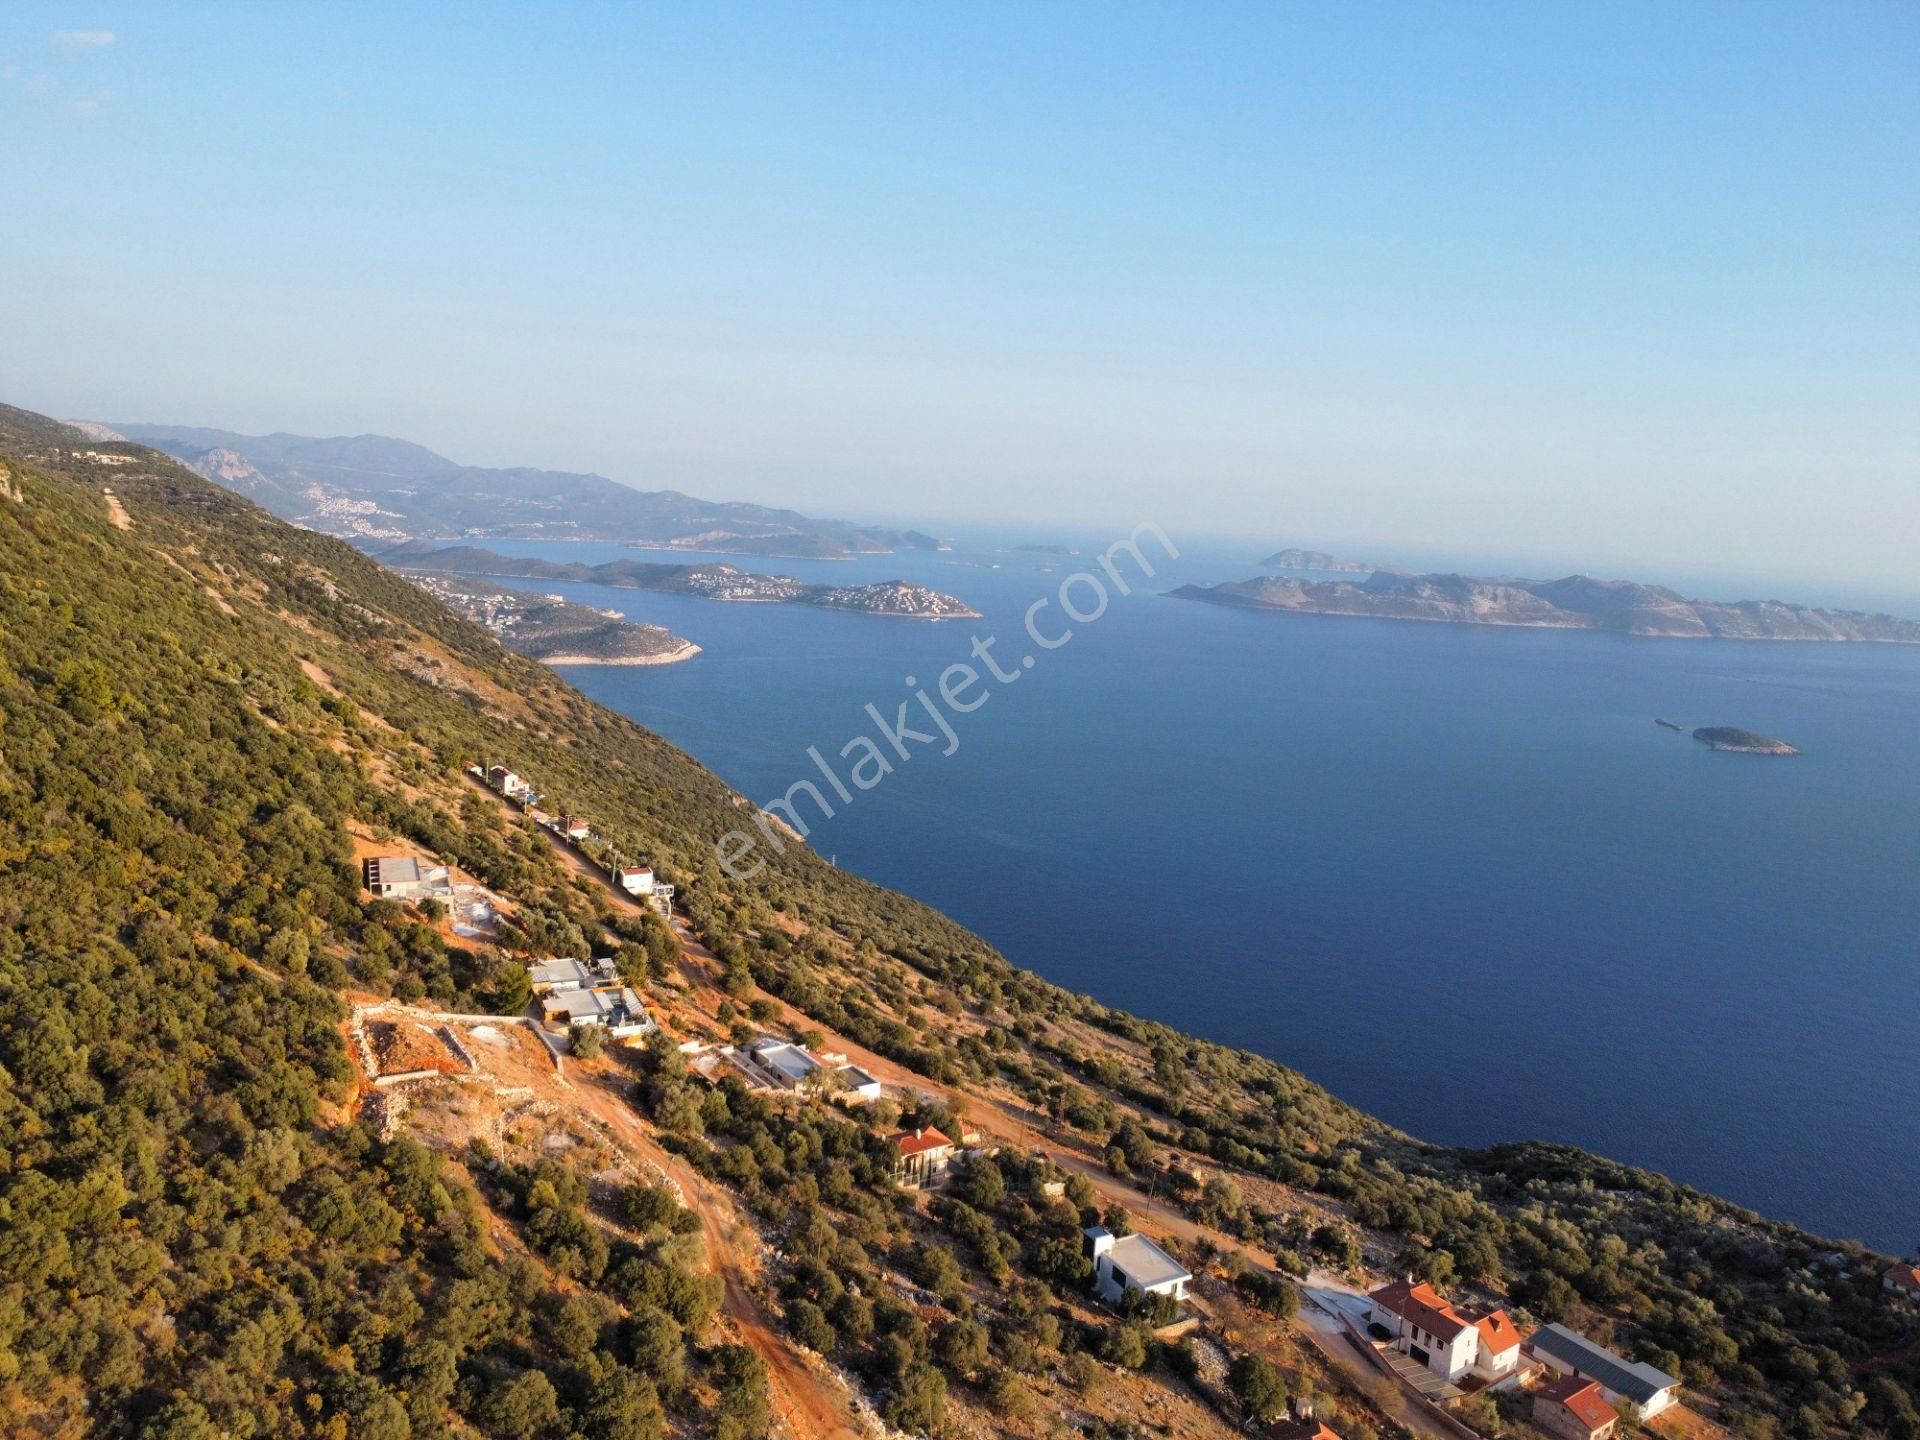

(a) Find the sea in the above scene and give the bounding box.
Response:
[464,530,1920,1253]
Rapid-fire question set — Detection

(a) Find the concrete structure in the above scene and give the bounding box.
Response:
[1526,1323,1680,1419]
[615,865,654,895]
[1083,1226,1192,1307]
[836,1064,884,1101]
[527,957,616,994]
[1532,1375,1619,1440]
[746,1037,822,1088]
[363,855,452,901]
[540,985,653,1040]
[892,1126,956,1188]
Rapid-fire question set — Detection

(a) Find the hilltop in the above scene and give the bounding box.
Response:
[1173,567,1920,644]
[1,403,1915,1440]
[102,420,943,558]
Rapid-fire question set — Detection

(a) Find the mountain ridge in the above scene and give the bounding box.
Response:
[108,420,944,558]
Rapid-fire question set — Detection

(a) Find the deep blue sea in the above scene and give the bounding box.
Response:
[472,533,1920,1252]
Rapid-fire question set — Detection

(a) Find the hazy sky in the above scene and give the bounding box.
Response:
[2,4,1915,588]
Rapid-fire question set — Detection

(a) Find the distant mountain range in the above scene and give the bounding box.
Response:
[1172,568,1920,644]
[95,422,942,558]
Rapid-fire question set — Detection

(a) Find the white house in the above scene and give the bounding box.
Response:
[1365,1280,1522,1384]
[559,817,592,841]
[541,985,654,1040]
[527,956,616,994]
[1526,1323,1681,1419]
[1083,1226,1191,1307]
[486,765,529,798]
[615,865,654,895]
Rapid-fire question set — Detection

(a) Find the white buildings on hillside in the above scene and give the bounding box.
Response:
[1083,1226,1191,1307]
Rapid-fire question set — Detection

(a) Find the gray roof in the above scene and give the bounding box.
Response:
[1090,1229,1191,1290]
[371,856,421,885]
[750,1039,823,1084]
[1529,1323,1679,1405]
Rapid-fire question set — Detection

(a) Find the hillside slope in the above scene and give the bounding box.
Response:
[3,406,1915,1440]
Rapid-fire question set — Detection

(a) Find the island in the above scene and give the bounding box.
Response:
[1258,546,1375,574]
[381,543,980,619]
[1170,568,1920,644]
[410,575,699,666]
[1693,726,1799,755]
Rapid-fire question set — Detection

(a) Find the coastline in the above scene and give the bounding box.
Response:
[540,642,702,667]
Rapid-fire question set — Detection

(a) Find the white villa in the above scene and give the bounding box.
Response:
[1365,1279,1522,1383]
[1083,1226,1191,1307]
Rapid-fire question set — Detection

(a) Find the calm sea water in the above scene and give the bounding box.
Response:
[474,534,1920,1252]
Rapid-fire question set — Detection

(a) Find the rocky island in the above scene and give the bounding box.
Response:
[1693,726,1800,755]
[382,543,980,619]
[409,575,699,666]
[1258,546,1375,573]
[1172,567,1920,644]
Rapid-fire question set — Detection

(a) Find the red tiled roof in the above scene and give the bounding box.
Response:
[1368,1278,1472,1342]
[1539,1375,1617,1432]
[1265,1421,1341,1440]
[892,1126,954,1157]
[1470,1307,1523,1354]
[1886,1263,1920,1293]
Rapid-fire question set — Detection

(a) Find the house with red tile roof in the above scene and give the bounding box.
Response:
[1883,1261,1920,1301]
[1532,1374,1619,1440]
[890,1126,955,1188]
[1365,1279,1524,1383]
[1467,1305,1524,1380]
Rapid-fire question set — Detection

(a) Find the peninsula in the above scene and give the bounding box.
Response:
[408,574,699,666]
[1172,568,1920,644]
[381,542,980,619]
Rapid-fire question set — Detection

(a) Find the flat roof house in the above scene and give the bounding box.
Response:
[364,855,452,901]
[835,1064,884,1101]
[1532,1375,1619,1440]
[891,1126,956,1188]
[527,957,616,994]
[615,865,654,895]
[1084,1226,1192,1307]
[1526,1323,1680,1419]
[541,985,654,1040]
[747,1038,822,1088]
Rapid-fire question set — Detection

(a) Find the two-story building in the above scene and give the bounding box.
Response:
[1365,1279,1522,1383]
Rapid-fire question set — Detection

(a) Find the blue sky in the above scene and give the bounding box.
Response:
[2,4,1915,590]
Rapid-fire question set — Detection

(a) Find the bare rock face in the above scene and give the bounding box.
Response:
[1692,726,1799,756]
